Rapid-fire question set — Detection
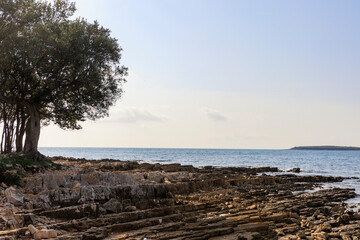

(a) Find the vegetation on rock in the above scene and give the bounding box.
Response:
[290,146,360,151]
[0,153,61,185]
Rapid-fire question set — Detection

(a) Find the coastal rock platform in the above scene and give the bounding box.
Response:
[0,158,359,239]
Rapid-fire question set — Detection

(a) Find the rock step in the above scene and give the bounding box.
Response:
[41,203,215,238]
[0,228,27,236]
[106,213,183,233]
[58,203,248,239]
[105,222,185,240]
[104,207,279,240]
[40,203,99,220]
[45,203,209,231]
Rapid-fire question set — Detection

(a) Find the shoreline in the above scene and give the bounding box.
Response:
[0,157,359,239]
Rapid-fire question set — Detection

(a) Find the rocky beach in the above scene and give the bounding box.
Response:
[0,157,359,240]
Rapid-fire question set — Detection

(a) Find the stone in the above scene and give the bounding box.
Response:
[28,224,38,234]
[103,198,122,213]
[316,222,331,232]
[296,231,306,238]
[311,232,328,240]
[34,229,57,239]
[13,214,24,225]
[5,187,24,206]
[0,158,358,240]
[238,232,261,240]
[125,206,137,212]
[340,235,352,240]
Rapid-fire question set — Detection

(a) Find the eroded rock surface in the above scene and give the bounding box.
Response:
[0,158,358,239]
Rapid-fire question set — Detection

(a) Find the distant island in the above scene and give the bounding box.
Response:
[290,146,360,151]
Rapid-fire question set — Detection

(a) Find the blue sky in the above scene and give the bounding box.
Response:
[40,0,360,149]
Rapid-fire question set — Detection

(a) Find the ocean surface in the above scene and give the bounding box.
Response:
[39,147,360,208]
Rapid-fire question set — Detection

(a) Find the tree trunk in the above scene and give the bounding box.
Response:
[24,105,41,155]
[15,108,26,152]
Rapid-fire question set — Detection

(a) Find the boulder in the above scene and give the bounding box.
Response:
[41,174,67,189]
[5,187,24,206]
[103,198,122,213]
[28,224,38,235]
[34,229,57,240]
[125,205,137,212]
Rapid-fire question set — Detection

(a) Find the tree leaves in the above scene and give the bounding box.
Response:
[0,0,127,152]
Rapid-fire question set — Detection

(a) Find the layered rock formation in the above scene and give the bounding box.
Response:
[0,158,359,239]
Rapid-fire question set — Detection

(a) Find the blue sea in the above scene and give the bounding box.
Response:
[39,147,360,208]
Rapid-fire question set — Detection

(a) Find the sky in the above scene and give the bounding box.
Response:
[39,0,360,149]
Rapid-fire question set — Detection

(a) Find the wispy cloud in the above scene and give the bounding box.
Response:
[203,108,227,122]
[109,107,167,123]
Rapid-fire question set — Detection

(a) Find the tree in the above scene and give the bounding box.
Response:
[0,103,27,153]
[0,0,127,158]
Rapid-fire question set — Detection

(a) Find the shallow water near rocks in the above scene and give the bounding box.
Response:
[40,147,360,206]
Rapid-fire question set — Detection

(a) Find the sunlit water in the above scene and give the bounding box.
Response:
[39,147,360,208]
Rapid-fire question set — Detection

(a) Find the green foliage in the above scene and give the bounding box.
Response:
[0,0,127,130]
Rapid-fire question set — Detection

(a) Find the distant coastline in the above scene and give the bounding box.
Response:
[290,146,360,151]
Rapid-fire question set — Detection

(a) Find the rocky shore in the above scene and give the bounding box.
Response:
[0,157,359,239]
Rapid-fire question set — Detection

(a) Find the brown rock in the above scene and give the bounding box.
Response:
[238,232,261,240]
[5,187,24,206]
[103,198,122,213]
[34,229,57,239]
[28,224,38,234]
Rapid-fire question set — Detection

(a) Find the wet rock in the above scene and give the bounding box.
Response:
[288,168,301,173]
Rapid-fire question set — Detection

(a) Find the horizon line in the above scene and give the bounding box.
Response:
[39,146,288,150]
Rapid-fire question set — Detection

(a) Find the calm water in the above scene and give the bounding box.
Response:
[39,147,360,206]
[39,147,360,177]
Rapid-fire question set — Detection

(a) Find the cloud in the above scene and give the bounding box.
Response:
[110,107,167,123]
[203,108,227,122]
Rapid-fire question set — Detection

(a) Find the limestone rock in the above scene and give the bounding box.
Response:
[125,205,137,212]
[34,229,57,239]
[238,232,261,240]
[103,198,122,213]
[5,187,24,206]
[28,224,38,234]
[41,173,67,189]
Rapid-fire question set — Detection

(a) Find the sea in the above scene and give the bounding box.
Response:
[39,147,360,209]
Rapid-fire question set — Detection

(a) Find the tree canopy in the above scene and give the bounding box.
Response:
[0,0,127,156]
